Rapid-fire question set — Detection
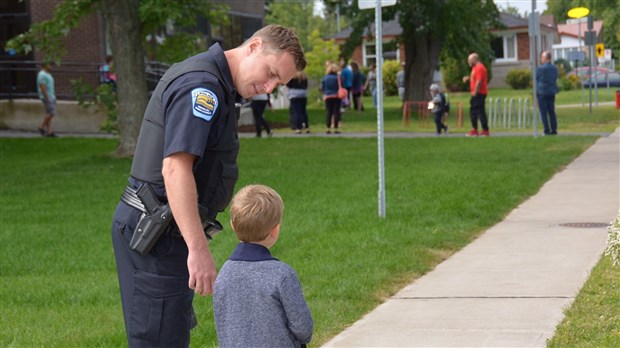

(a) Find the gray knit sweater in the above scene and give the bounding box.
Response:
[213,243,313,348]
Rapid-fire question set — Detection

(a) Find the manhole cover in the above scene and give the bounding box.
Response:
[559,222,609,228]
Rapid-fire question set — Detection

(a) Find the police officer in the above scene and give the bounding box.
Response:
[111,24,306,347]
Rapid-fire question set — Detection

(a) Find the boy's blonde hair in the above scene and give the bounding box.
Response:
[230,185,284,242]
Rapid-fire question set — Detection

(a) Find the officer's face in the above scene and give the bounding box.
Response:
[236,40,298,98]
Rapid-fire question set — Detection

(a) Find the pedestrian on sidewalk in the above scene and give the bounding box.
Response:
[214,184,313,348]
[463,53,490,137]
[321,63,342,134]
[429,83,449,135]
[251,93,273,137]
[536,50,559,135]
[37,63,57,137]
[287,71,310,134]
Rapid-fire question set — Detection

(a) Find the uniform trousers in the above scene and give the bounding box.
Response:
[112,201,196,348]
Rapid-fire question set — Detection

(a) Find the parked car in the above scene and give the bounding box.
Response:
[567,66,612,79]
[580,71,620,88]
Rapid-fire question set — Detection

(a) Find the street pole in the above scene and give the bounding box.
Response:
[375,0,386,218]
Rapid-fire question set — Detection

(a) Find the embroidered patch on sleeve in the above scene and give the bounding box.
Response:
[191,88,218,121]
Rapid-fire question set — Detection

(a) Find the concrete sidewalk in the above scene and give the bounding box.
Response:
[323,128,619,347]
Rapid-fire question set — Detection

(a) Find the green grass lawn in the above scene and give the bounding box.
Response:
[265,90,619,135]
[2,134,613,347]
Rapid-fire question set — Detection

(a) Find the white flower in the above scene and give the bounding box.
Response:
[604,212,620,266]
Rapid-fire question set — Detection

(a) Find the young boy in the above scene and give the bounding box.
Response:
[429,83,449,136]
[213,184,313,348]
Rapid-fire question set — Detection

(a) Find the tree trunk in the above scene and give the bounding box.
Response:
[403,31,443,102]
[103,0,147,157]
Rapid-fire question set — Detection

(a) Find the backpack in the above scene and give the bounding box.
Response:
[440,93,450,114]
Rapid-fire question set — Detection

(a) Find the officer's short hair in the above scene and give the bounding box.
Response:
[230,184,284,243]
[248,24,307,72]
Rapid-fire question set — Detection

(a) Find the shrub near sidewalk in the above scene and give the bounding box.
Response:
[0,136,605,346]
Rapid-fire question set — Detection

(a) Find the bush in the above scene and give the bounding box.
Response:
[557,74,580,91]
[554,58,571,77]
[441,56,470,92]
[382,59,401,96]
[505,69,532,89]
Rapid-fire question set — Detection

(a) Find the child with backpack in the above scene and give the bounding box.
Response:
[429,83,449,136]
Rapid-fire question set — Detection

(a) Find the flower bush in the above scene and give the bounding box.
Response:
[605,212,620,266]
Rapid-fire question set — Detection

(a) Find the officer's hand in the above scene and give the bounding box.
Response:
[187,246,217,296]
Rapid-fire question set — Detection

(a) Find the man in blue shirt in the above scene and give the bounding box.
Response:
[36,63,57,137]
[536,50,559,135]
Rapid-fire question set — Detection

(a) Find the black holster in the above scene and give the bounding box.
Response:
[121,184,223,256]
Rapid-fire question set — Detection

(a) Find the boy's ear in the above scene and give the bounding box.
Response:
[271,223,281,239]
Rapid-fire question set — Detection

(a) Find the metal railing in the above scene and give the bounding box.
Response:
[0,60,169,100]
[488,97,534,129]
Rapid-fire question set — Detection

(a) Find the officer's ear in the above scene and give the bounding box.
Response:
[246,37,263,55]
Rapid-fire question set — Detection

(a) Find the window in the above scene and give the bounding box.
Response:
[491,33,517,62]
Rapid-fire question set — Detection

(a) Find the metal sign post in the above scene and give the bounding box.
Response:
[529,1,539,137]
[359,0,396,218]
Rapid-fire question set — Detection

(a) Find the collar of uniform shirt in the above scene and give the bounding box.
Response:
[209,43,236,95]
[229,242,279,262]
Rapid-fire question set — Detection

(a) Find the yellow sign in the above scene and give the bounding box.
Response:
[596,43,605,58]
[568,7,590,19]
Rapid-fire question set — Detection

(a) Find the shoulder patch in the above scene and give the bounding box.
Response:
[191,88,218,121]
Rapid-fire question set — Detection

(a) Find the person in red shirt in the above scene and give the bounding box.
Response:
[463,53,490,136]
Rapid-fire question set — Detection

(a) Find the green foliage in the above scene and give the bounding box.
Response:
[70,79,118,133]
[5,0,229,65]
[505,69,532,89]
[441,56,470,92]
[265,0,314,51]
[146,32,208,65]
[557,74,580,91]
[554,58,572,77]
[544,0,620,59]
[304,29,340,82]
[4,0,96,63]
[382,60,401,96]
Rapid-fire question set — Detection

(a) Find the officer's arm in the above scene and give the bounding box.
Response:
[163,152,216,296]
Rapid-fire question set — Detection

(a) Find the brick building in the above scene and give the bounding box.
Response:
[0,0,264,100]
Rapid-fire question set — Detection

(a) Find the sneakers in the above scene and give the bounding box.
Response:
[479,130,490,137]
[466,129,479,137]
[38,128,46,136]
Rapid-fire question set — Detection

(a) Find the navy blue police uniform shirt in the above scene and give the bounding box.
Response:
[162,71,229,161]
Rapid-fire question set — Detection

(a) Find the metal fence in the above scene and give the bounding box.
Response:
[488,97,534,129]
[0,60,169,100]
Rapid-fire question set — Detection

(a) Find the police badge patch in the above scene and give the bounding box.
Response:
[191,88,218,121]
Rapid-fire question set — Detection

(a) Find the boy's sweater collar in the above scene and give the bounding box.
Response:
[229,242,278,262]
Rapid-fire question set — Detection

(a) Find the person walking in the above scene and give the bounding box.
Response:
[321,63,342,134]
[351,61,365,111]
[287,71,310,134]
[37,63,57,137]
[429,83,449,136]
[536,50,559,135]
[110,24,306,348]
[251,93,273,137]
[463,53,490,137]
[363,64,377,108]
